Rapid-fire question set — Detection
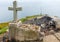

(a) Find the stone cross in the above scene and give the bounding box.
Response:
[8,1,22,22]
[8,1,22,40]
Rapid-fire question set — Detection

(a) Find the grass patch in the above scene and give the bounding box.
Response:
[20,14,43,22]
[0,22,9,28]
[0,26,8,34]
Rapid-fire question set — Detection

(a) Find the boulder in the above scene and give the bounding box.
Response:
[52,16,60,29]
[15,24,41,41]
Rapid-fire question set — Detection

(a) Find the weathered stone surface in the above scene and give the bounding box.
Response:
[43,35,59,42]
[51,16,60,29]
[54,32,60,40]
[9,23,17,39]
[43,32,60,42]
[15,24,41,41]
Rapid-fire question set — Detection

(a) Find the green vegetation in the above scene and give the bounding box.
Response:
[0,26,8,34]
[0,22,9,34]
[0,22,9,29]
[20,14,43,22]
[20,18,28,22]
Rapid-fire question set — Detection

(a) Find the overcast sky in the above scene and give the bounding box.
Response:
[0,0,60,23]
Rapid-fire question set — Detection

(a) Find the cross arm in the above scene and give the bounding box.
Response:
[16,7,22,11]
[8,7,13,10]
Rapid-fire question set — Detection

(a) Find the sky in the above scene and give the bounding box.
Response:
[0,0,60,23]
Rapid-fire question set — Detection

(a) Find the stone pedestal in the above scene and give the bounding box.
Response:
[9,23,17,40]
